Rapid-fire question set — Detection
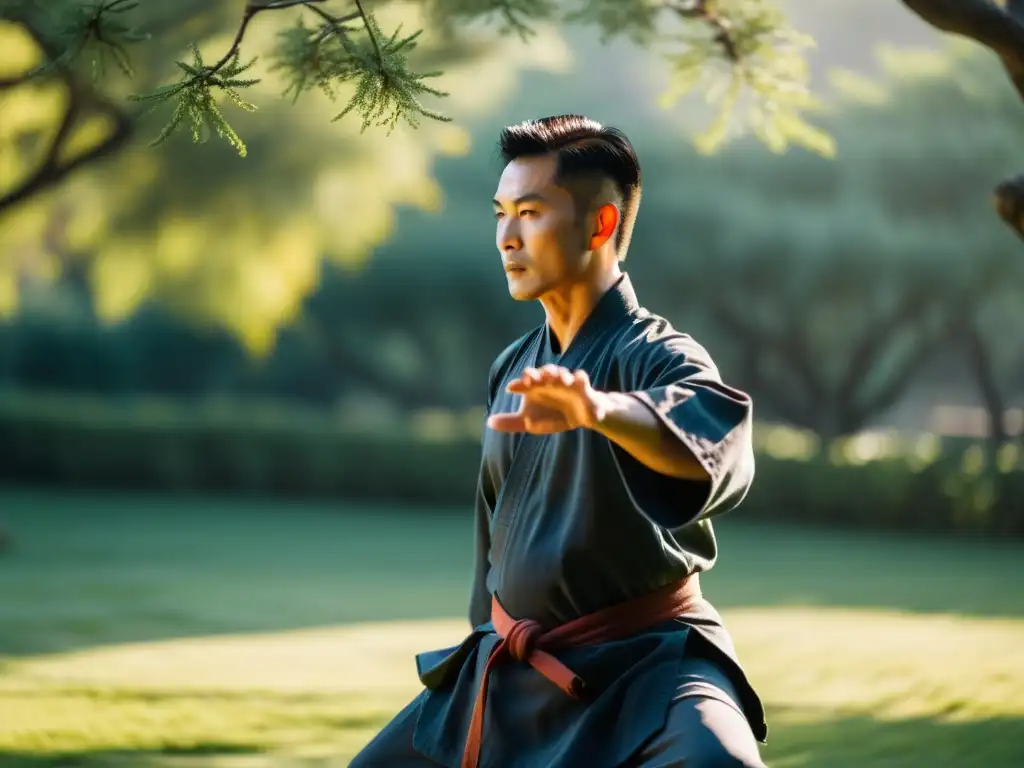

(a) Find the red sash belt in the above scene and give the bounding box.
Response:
[461,574,703,768]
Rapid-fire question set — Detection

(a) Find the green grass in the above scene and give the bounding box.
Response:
[1,487,1023,766]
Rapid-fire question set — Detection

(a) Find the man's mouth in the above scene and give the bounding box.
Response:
[504,264,526,274]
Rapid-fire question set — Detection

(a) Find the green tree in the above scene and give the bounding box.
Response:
[0,0,838,218]
[5,0,1024,232]
[4,35,1022,441]
[4,0,1024,355]
[0,0,568,348]
[900,0,1024,239]
[618,41,1024,439]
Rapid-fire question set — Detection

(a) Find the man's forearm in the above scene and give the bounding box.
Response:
[591,391,711,481]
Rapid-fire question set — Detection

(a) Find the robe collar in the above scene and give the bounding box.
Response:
[544,273,640,359]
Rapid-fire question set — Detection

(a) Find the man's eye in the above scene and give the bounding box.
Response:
[494,211,505,220]
[519,209,537,218]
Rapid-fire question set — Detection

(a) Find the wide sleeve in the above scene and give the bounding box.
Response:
[609,328,755,530]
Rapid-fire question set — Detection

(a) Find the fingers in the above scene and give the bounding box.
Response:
[486,413,566,434]
[507,366,590,393]
[547,364,576,387]
[486,413,528,432]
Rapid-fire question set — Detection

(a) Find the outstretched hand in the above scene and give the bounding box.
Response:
[486,365,607,434]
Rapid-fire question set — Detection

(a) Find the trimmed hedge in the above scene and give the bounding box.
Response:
[0,392,1021,535]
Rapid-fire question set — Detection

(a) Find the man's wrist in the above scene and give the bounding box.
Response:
[590,391,644,436]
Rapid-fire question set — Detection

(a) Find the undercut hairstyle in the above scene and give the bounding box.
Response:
[497,115,643,258]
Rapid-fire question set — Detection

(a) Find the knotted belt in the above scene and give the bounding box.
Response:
[461,574,703,768]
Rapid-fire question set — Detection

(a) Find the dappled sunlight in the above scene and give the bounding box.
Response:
[0,5,574,352]
[3,607,1022,766]
[410,405,487,441]
[832,430,904,465]
[748,421,1024,473]
[2,619,468,694]
[1,488,1023,764]
[7,607,1022,718]
[753,424,820,461]
[0,620,462,764]
[727,607,1024,720]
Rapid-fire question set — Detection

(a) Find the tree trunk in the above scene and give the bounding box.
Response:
[961,318,1008,457]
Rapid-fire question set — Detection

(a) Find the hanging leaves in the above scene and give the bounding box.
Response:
[128,45,260,155]
[5,0,834,162]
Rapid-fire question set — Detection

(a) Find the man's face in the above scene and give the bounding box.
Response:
[492,154,590,301]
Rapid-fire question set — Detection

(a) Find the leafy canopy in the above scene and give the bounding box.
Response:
[5,0,834,159]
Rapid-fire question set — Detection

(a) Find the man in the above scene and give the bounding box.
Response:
[351,115,767,768]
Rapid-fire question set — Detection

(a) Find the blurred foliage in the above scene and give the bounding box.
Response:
[625,40,1024,438]
[2,0,827,159]
[0,39,1022,443]
[0,0,830,352]
[0,0,572,351]
[0,389,1020,534]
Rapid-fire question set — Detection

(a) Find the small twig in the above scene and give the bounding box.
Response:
[207,5,262,73]
[206,0,327,75]
[304,3,361,27]
[198,0,373,82]
[670,0,740,61]
[203,0,362,78]
[352,0,384,62]
[254,0,326,8]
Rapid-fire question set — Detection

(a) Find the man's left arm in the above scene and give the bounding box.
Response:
[591,391,713,481]
[596,331,755,529]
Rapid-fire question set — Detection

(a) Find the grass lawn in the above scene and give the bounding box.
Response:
[1,487,1023,766]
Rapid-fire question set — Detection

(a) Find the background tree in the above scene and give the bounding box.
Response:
[624,42,1024,440]
[6,0,1024,236]
[2,1,1023,442]
[0,0,569,348]
[0,0,836,222]
[2,37,1020,444]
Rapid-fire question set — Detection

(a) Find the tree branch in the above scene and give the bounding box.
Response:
[901,0,1024,241]
[841,323,943,435]
[737,343,820,429]
[834,288,933,413]
[708,295,828,428]
[959,315,1009,448]
[0,19,133,217]
[671,0,740,61]
[192,0,362,79]
[901,0,1024,57]
[848,286,992,433]
[352,0,383,62]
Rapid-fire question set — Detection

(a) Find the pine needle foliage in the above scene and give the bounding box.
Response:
[4,0,830,158]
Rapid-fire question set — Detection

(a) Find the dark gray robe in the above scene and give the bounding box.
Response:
[411,274,766,768]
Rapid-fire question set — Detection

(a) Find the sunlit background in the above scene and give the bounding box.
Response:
[1,0,1023,766]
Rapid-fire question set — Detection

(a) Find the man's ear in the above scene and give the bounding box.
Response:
[589,203,619,250]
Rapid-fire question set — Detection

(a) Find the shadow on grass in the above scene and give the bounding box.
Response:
[760,706,1024,767]
[2,708,1023,767]
[2,491,1023,657]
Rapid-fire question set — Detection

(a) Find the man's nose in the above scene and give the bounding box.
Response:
[497,219,522,252]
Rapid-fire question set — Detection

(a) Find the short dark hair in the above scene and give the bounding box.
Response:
[497,114,642,258]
